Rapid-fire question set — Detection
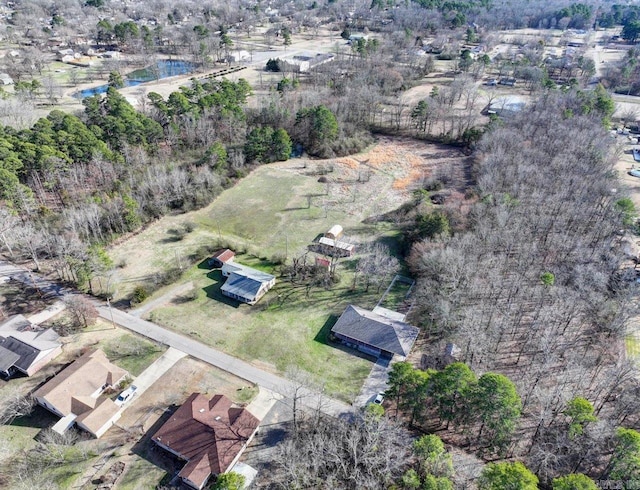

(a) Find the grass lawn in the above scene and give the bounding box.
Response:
[116,458,166,490]
[147,255,381,402]
[101,333,166,376]
[626,335,640,359]
[377,276,414,312]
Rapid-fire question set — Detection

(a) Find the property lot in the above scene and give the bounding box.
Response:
[107,138,465,300]
[98,356,255,489]
[0,317,167,486]
[0,336,253,490]
[104,139,465,401]
[147,259,377,402]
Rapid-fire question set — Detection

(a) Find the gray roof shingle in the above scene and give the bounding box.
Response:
[331,305,420,357]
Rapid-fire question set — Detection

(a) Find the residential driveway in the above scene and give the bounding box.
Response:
[353,357,396,408]
[124,347,187,409]
[97,305,354,419]
[129,281,193,318]
[0,260,354,420]
[246,387,281,421]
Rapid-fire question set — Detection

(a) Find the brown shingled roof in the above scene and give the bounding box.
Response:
[211,249,235,264]
[152,393,260,489]
[34,349,127,417]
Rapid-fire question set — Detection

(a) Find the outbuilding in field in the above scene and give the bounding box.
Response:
[317,236,355,257]
[209,249,236,268]
[324,224,343,240]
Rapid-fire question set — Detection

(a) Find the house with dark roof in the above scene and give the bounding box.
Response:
[330,305,420,359]
[0,315,62,377]
[33,349,128,438]
[220,262,275,305]
[152,393,260,490]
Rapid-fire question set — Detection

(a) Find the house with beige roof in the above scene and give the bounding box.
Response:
[152,393,260,489]
[0,314,62,378]
[33,349,128,438]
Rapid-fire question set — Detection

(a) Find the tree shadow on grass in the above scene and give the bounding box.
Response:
[10,405,59,430]
[202,270,240,309]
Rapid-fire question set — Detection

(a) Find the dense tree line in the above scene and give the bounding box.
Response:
[408,93,640,484]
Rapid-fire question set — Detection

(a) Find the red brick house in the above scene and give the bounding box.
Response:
[152,393,260,489]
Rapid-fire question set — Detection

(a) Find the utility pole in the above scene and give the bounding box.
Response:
[106,296,116,329]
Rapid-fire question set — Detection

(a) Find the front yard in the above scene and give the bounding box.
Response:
[147,256,380,402]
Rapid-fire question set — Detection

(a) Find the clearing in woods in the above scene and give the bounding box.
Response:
[107,138,470,400]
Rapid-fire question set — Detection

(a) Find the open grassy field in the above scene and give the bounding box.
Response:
[107,138,463,299]
[148,256,380,402]
[106,138,466,400]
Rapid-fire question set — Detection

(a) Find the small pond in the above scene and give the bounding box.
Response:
[75,59,196,98]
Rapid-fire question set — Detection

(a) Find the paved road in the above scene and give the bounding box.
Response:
[97,305,353,418]
[0,260,354,419]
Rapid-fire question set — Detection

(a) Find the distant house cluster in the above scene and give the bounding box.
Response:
[0,315,61,378]
[34,349,128,438]
[152,393,260,489]
[281,53,335,72]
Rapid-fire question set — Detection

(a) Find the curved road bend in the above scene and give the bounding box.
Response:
[0,261,353,418]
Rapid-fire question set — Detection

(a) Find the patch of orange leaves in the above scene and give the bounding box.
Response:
[336,157,360,169]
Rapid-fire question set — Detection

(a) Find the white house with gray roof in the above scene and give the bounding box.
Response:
[220,263,275,305]
[0,315,62,377]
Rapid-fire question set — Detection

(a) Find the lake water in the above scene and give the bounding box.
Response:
[75,60,196,98]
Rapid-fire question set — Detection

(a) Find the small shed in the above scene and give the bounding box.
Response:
[325,225,343,240]
[318,237,355,257]
[209,249,235,268]
[315,256,331,269]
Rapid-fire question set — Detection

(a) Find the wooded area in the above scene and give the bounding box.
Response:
[1,0,640,488]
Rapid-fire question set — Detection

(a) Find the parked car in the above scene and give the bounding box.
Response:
[373,392,385,405]
[115,385,137,406]
[629,169,640,178]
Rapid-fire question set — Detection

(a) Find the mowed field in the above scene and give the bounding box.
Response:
[107,138,467,401]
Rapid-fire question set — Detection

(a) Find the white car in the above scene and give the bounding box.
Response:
[115,385,137,406]
[373,393,385,405]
